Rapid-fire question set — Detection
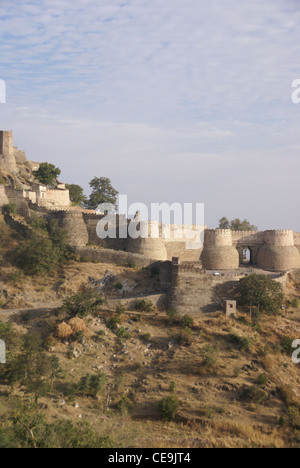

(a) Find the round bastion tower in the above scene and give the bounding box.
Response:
[257,230,300,271]
[58,211,89,247]
[201,229,239,270]
[127,219,168,261]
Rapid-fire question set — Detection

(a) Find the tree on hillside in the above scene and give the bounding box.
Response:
[239,274,284,314]
[33,163,61,186]
[85,177,118,211]
[66,184,87,207]
[5,333,62,404]
[218,217,257,231]
[218,217,230,229]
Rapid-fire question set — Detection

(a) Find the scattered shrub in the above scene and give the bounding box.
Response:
[117,395,132,415]
[169,381,176,392]
[229,333,252,353]
[77,373,106,398]
[135,299,154,312]
[200,344,219,371]
[2,203,17,215]
[177,328,193,346]
[159,395,179,421]
[116,327,129,339]
[115,282,123,290]
[182,314,194,328]
[286,406,300,429]
[132,314,142,322]
[289,298,299,309]
[280,336,294,355]
[166,308,179,325]
[241,385,267,405]
[116,304,126,314]
[62,288,106,318]
[142,333,151,342]
[106,316,121,330]
[257,373,268,386]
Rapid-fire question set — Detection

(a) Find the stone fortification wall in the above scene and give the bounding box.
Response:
[0,185,9,206]
[0,131,17,173]
[71,245,159,269]
[201,229,239,270]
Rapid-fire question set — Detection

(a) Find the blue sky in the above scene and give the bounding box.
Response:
[0,0,300,230]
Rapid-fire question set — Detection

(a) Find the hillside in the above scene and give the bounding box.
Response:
[0,217,299,448]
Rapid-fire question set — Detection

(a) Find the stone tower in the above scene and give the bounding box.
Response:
[257,230,300,271]
[0,131,17,172]
[201,229,239,270]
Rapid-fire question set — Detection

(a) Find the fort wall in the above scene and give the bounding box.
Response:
[0,131,17,173]
[71,245,159,269]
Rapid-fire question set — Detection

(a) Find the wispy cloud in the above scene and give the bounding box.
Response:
[0,0,299,230]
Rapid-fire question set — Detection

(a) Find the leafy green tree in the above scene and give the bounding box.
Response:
[77,373,106,398]
[2,203,17,215]
[0,400,114,448]
[218,217,257,231]
[15,220,69,275]
[239,274,284,314]
[85,177,118,210]
[62,287,106,318]
[218,217,230,229]
[15,234,60,275]
[66,184,87,207]
[5,333,62,403]
[159,395,179,420]
[33,163,61,186]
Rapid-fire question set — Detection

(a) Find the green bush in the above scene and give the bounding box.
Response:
[177,327,193,346]
[166,308,179,325]
[116,327,129,339]
[77,373,106,398]
[115,282,123,290]
[159,395,179,421]
[241,385,267,405]
[106,316,121,330]
[257,373,268,386]
[135,299,154,312]
[16,236,60,276]
[117,395,132,415]
[280,336,294,355]
[116,304,126,314]
[71,331,84,343]
[182,314,194,328]
[132,314,142,322]
[229,333,252,353]
[200,345,219,371]
[2,203,17,215]
[290,298,299,309]
[7,271,23,284]
[142,333,151,342]
[62,288,106,318]
[169,381,176,392]
[286,406,300,429]
[239,274,284,314]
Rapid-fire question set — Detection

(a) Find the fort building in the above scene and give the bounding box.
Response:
[0,130,299,272]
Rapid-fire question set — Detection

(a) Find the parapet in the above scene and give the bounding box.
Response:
[263,230,294,246]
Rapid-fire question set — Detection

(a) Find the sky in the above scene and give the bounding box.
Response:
[0,0,300,230]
